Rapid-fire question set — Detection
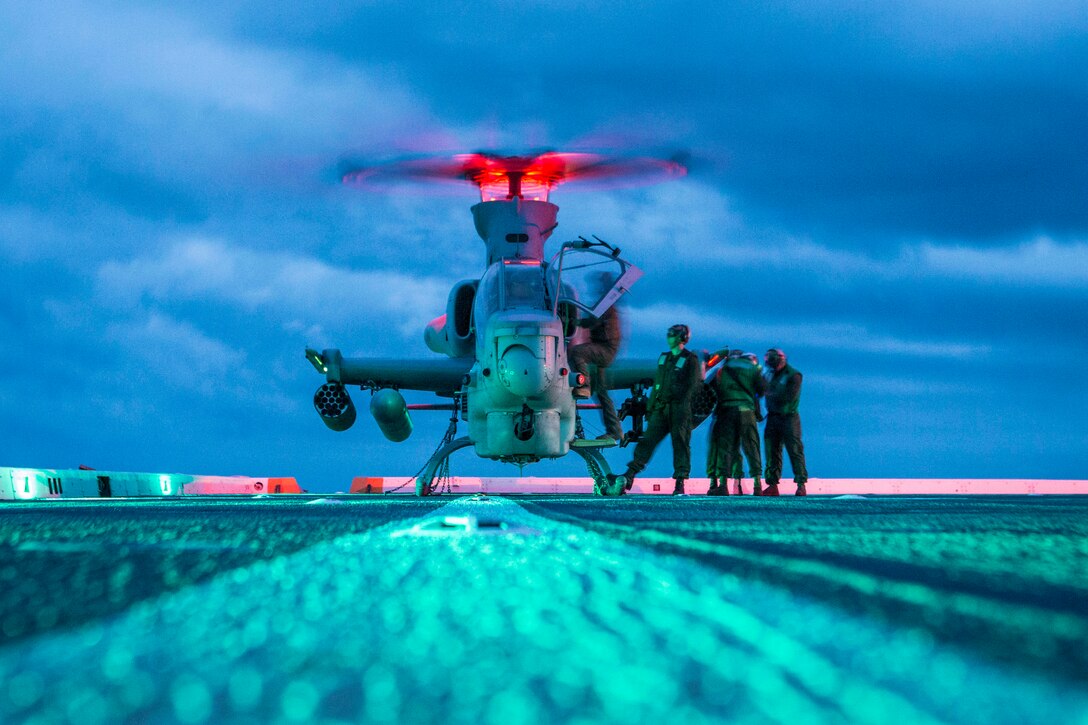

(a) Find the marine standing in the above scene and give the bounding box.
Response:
[762,348,809,496]
[611,324,701,495]
[707,349,766,496]
[569,303,624,442]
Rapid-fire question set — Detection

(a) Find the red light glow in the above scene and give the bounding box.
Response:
[341,151,687,202]
[456,152,610,202]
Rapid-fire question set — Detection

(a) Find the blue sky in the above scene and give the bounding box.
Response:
[3,1,1086,490]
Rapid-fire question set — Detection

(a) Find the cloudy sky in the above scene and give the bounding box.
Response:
[3,1,1086,490]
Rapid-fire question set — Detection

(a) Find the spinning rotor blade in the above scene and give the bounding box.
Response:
[340,150,687,198]
[545,153,687,185]
[339,156,474,186]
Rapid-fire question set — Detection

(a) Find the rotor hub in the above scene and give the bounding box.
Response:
[341,150,686,203]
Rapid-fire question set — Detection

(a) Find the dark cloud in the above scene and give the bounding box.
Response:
[224,1,1088,241]
[1,1,1085,486]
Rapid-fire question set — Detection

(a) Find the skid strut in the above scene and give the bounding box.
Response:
[416,436,473,496]
[570,446,625,496]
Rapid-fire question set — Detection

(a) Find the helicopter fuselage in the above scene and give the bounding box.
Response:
[463,264,576,462]
[308,195,652,472]
[310,150,685,494]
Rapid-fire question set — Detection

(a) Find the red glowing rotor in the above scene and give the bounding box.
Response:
[341,151,686,202]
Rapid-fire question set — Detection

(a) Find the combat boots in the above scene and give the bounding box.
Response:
[752,478,763,496]
[795,483,807,496]
[708,478,731,495]
[671,478,686,496]
[603,473,628,496]
[762,482,780,496]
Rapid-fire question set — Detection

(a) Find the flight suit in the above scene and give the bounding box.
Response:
[763,362,809,487]
[570,306,623,439]
[708,356,766,487]
[626,347,701,478]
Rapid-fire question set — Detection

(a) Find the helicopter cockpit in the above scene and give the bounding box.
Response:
[471,246,641,343]
[474,260,550,328]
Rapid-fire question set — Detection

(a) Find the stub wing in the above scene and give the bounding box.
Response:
[307,348,471,395]
[605,359,660,390]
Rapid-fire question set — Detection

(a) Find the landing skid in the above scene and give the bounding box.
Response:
[569,446,626,496]
[416,436,473,496]
[415,437,626,497]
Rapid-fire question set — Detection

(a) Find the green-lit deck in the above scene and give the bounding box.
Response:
[1,495,1086,723]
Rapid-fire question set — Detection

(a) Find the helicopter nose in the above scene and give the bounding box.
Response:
[498,344,549,397]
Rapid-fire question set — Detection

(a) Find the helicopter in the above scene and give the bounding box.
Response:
[305,151,689,496]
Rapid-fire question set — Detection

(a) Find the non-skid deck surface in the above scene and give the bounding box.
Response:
[1,495,1086,723]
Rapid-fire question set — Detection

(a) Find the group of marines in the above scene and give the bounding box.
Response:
[573,317,809,497]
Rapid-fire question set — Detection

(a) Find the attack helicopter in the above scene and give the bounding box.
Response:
[305,151,687,496]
